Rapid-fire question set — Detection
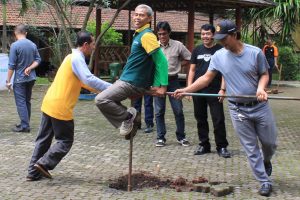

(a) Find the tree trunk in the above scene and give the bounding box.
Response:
[81,0,96,31]
[43,0,74,49]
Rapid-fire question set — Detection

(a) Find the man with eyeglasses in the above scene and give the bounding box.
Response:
[154,21,191,147]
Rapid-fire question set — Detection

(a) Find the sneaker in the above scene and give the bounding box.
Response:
[177,139,190,147]
[155,139,166,147]
[124,112,141,140]
[258,183,272,197]
[120,107,137,136]
[144,124,153,133]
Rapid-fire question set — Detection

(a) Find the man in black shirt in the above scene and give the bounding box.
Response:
[187,24,230,158]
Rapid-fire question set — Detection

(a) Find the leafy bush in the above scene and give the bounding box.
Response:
[86,21,123,45]
[279,46,299,80]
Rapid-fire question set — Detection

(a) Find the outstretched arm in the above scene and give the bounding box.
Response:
[173,70,217,99]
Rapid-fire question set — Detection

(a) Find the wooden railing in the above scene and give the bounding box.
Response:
[97,45,130,75]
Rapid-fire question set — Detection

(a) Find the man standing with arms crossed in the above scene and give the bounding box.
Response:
[95,4,168,140]
[6,24,41,133]
[155,21,191,147]
[174,20,277,197]
[188,24,230,158]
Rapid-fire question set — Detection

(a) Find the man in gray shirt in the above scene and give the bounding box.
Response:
[6,24,41,132]
[173,20,277,197]
[155,21,191,147]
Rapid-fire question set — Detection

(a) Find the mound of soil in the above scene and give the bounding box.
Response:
[108,171,171,191]
[109,171,208,192]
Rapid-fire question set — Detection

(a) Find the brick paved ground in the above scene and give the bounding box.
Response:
[0,84,299,200]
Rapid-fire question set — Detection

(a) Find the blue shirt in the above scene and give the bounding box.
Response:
[8,38,41,83]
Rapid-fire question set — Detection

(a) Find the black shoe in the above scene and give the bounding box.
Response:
[258,183,272,197]
[194,145,211,155]
[264,161,272,176]
[34,163,52,179]
[144,124,153,133]
[217,148,231,158]
[26,175,42,181]
[155,139,166,147]
[12,126,30,133]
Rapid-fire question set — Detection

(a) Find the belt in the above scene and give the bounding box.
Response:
[168,74,178,81]
[228,100,259,107]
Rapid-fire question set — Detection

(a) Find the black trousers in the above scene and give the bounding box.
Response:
[192,96,228,151]
[28,113,74,178]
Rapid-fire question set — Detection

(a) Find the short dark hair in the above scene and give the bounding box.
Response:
[228,32,242,40]
[14,24,27,35]
[76,31,93,47]
[200,24,215,34]
[156,21,171,33]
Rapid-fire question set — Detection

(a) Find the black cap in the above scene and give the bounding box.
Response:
[214,20,237,40]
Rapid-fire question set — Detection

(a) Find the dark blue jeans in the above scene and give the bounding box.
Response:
[154,79,185,141]
[267,58,275,87]
[133,95,154,126]
[13,80,35,129]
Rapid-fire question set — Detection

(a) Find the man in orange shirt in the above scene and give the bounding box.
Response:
[262,38,278,87]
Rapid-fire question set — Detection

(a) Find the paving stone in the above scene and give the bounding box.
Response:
[0,85,300,199]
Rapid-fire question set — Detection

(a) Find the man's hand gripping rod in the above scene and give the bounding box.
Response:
[166,92,300,101]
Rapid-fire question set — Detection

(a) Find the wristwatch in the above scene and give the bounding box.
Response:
[220,88,226,92]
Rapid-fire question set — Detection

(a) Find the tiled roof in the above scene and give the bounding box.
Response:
[0,3,213,33]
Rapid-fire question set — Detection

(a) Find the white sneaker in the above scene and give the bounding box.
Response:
[120,107,137,136]
[177,138,190,147]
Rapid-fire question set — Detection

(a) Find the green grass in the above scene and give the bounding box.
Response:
[36,77,50,85]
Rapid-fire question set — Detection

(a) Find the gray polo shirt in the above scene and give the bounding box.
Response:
[160,39,191,76]
[208,43,269,102]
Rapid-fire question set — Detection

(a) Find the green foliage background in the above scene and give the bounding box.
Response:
[279,46,299,80]
[86,21,123,45]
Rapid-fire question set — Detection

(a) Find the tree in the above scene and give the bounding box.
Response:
[87,21,123,45]
[242,0,300,46]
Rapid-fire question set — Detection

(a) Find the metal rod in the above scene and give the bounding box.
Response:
[128,132,133,192]
[166,92,300,101]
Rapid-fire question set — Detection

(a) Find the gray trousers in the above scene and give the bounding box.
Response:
[28,113,74,178]
[228,101,277,184]
[95,80,145,128]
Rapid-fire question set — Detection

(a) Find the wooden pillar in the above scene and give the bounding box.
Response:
[235,7,242,31]
[187,0,195,52]
[94,7,101,76]
[209,12,214,25]
[127,10,131,45]
[153,11,157,32]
